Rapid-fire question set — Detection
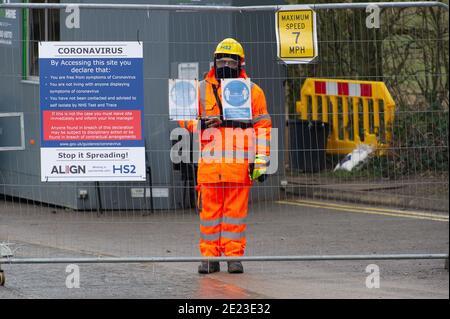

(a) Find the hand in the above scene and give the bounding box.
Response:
[205,118,222,128]
[249,154,269,182]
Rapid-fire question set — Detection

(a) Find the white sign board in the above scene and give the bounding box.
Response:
[221,78,252,120]
[0,0,19,47]
[130,187,169,198]
[169,79,198,121]
[178,62,199,79]
[39,41,146,182]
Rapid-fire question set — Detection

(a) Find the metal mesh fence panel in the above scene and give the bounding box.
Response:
[0,2,448,291]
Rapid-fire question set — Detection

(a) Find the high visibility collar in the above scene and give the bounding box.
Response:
[205,67,248,86]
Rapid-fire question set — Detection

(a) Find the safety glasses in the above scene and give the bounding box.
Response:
[216,58,239,69]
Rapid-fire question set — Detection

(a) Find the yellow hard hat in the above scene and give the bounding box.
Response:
[214,38,245,60]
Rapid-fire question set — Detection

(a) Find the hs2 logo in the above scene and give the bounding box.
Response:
[113,165,136,174]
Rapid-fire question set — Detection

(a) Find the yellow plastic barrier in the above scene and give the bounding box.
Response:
[296,78,395,155]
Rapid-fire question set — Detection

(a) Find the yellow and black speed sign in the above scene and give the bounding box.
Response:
[275,6,318,64]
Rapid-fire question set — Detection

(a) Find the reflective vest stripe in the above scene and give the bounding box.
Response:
[200,151,255,160]
[200,80,206,115]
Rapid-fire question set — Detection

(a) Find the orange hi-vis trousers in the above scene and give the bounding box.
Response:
[198,182,250,257]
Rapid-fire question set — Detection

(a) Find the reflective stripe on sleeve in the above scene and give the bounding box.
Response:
[252,114,271,124]
[256,137,270,146]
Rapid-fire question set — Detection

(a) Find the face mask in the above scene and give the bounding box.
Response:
[216,67,239,79]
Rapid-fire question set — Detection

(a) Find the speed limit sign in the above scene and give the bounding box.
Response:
[275,6,318,64]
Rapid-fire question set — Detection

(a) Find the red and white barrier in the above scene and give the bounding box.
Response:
[314,81,372,97]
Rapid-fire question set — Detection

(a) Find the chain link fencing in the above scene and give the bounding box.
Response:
[0,2,448,283]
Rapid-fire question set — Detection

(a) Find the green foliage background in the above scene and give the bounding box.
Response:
[285,0,449,176]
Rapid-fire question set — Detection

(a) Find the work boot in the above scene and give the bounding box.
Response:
[198,261,220,274]
[227,261,244,274]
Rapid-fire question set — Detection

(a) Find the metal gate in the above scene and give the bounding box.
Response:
[0,1,448,291]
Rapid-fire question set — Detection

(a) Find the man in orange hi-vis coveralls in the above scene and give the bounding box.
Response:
[180,38,271,274]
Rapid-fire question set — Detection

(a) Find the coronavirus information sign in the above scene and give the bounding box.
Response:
[221,78,252,120]
[39,42,145,182]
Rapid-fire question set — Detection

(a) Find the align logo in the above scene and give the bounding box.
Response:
[51,165,86,174]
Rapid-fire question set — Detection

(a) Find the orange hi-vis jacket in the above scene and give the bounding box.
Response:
[179,68,272,185]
